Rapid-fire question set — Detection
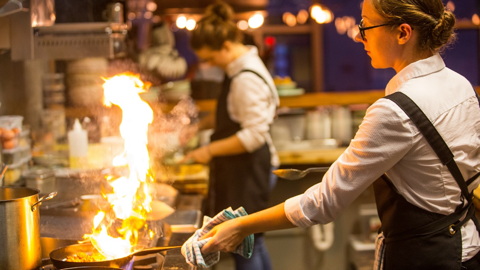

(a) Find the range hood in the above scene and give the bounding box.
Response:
[6,1,128,61]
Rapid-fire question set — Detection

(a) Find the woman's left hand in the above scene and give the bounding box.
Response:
[200,219,247,254]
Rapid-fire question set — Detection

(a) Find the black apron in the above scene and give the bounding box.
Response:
[373,92,480,270]
[206,69,273,217]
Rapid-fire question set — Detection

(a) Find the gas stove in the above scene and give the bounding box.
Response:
[38,194,202,270]
[40,253,165,270]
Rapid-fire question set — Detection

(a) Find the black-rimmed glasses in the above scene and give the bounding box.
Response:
[358,19,393,41]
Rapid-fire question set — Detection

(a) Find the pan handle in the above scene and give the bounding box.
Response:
[31,191,58,212]
[131,245,182,257]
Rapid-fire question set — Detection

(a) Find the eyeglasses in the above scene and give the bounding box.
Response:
[358,19,393,41]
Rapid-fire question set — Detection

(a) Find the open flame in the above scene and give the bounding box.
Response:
[84,73,157,259]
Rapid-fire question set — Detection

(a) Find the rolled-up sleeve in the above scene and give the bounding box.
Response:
[228,73,276,152]
[285,194,315,228]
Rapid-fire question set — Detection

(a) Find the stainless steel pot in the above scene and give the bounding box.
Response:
[0,187,56,269]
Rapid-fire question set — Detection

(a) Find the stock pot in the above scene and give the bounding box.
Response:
[0,187,56,269]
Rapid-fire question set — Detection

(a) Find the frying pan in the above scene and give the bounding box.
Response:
[49,242,181,269]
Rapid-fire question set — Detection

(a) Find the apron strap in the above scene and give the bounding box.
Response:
[234,69,278,108]
[384,92,472,202]
[384,92,480,234]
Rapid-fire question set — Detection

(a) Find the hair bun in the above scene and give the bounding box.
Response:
[206,1,234,22]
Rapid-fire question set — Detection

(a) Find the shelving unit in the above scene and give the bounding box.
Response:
[66,87,480,117]
[194,87,480,113]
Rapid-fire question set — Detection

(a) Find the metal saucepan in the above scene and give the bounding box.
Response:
[50,242,182,269]
[0,187,57,270]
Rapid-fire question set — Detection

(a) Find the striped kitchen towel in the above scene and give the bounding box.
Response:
[181,206,254,268]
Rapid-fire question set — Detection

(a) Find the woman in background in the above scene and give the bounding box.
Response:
[183,1,279,270]
[195,0,480,269]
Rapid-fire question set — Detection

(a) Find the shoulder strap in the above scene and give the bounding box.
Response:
[384,92,472,203]
[233,69,278,107]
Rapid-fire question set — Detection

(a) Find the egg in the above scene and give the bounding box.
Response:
[1,129,15,140]
[2,138,18,149]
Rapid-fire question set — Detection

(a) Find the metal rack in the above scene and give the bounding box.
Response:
[9,10,128,60]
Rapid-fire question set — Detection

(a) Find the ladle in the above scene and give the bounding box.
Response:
[273,167,329,180]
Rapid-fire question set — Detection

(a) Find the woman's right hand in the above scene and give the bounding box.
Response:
[182,145,212,164]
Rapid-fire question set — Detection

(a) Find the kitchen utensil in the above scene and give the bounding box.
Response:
[273,167,329,180]
[50,242,182,269]
[0,163,7,186]
[0,187,56,269]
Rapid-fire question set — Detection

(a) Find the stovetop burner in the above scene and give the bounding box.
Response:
[40,253,165,270]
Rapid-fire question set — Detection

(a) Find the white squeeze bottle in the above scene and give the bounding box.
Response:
[68,118,88,169]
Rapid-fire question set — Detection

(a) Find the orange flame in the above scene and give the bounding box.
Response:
[85,73,157,259]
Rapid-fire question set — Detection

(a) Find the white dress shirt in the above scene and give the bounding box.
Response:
[225,46,280,167]
[285,54,480,260]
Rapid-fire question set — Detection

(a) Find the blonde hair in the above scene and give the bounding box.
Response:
[372,0,456,53]
[190,1,243,51]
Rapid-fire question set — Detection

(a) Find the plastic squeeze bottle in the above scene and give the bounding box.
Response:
[68,118,88,169]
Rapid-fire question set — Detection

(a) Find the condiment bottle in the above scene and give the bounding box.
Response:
[68,118,88,169]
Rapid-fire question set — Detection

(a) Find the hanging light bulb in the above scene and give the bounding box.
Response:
[185,18,196,30]
[310,3,334,24]
[297,9,309,25]
[176,15,187,29]
[282,12,297,27]
[248,13,264,29]
[237,20,249,31]
[472,14,480,25]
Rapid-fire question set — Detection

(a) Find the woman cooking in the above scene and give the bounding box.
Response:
[192,0,480,269]
[182,1,279,270]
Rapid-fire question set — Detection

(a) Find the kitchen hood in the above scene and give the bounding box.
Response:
[6,1,128,61]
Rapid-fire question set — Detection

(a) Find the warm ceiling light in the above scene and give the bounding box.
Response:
[237,20,249,31]
[297,9,309,24]
[335,16,355,35]
[127,12,136,21]
[310,4,333,24]
[248,13,264,29]
[186,18,196,30]
[143,11,153,19]
[176,15,187,29]
[282,12,297,27]
[473,14,480,25]
[146,1,157,12]
[446,1,455,12]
